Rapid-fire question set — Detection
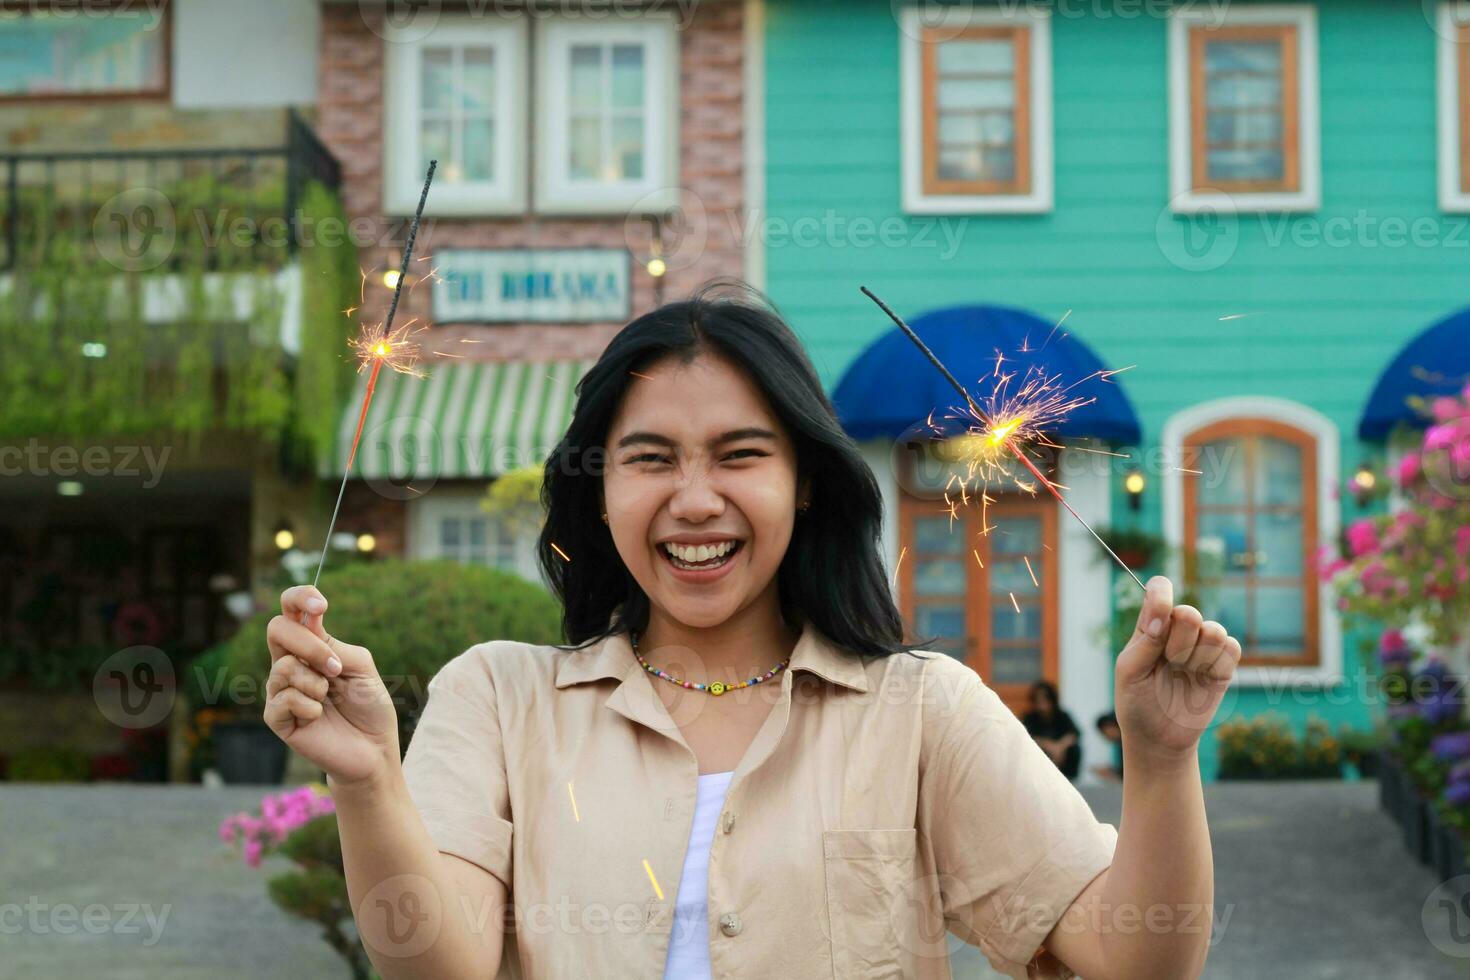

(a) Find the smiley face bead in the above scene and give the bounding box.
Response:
[708,682,727,696]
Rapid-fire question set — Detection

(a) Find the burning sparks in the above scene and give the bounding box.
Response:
[860,285,1147,593]
[1023,556,1039,589]
[350,317,428,379]
[567,781,581,822]
[550,542,572,563]
[643,860,665,901]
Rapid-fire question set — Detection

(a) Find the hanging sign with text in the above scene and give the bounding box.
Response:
[431,248,631,323]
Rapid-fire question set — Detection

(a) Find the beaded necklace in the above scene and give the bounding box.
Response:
[630,631,789,696]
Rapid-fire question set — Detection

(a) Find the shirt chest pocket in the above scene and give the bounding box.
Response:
[821,828,921,979]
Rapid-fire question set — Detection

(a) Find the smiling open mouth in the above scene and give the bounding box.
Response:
[660,540,744,571]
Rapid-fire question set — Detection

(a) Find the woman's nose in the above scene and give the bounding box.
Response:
[668,477,725,522]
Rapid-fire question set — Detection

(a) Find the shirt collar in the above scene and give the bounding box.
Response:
[552,614,872,694]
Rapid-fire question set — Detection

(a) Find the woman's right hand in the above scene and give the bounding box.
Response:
[264,585,400,787]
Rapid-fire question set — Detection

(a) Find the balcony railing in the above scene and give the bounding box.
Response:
[0,110,343,272]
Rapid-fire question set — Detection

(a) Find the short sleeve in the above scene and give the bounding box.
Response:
[401,645,514,891]
[919,663,1117,980]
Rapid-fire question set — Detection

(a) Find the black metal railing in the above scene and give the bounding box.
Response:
[0,109,343,272]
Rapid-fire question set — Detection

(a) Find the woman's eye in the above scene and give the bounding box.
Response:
[726,449,766,461]
[628,454,668,464]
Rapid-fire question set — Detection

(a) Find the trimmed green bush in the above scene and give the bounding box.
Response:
[202,559,563,746]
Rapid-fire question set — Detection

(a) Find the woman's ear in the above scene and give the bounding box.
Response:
[797,475,812,509]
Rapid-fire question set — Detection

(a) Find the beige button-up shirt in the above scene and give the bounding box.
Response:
[402,616,1117,979]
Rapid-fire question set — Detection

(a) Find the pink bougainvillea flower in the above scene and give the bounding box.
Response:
[1432,397,1462,423]
[1346,518,1380,557]
[1396,453,1422,487]
[1425,423,1459,453]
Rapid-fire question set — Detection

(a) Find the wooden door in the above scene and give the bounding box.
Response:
[898,490,1059,716]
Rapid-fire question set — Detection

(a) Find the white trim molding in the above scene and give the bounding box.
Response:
[1056,441,1116,786]
[898,5,1054,215]
[1161,397,1343,687]
[533,12,680,215]
[1167,4,1321,214]
[1438,3,1470,212]
[382,14,528,216]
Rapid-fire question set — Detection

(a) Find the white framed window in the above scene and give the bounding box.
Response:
[383,15,527,216]
[1438,3,1470,211]
[410,489,519,573]
[1167,4,1320,213]
[1162,397,1342,687]
[534,13,680,215]
[899,6,1052,214]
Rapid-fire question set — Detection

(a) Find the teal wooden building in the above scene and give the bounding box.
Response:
[746,0,1470,780]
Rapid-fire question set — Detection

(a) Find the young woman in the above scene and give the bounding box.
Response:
[264,283,1239,980]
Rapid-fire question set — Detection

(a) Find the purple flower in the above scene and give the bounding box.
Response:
[1447,781,1470,806]
[1432,731,1470,760]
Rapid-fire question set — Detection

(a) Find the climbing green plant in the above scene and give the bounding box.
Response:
[0,173,356,455]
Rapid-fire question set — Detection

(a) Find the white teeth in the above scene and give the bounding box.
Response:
[663,540,737,564]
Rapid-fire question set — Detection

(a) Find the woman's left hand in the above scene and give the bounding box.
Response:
[1114,576,1241,767]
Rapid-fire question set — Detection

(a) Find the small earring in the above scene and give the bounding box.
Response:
[798,499,810,513]
[601,512,609,524]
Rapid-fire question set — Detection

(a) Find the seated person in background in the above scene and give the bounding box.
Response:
[1091,710,1124,782]
[1021,679,1081,780]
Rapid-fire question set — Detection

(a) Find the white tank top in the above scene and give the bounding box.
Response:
[662,769,736,980]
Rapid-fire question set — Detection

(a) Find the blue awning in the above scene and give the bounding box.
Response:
[1359,309,1470,439]
[833,304,1142,444]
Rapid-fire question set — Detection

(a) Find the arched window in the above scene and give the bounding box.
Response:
[1181,417,1320,666]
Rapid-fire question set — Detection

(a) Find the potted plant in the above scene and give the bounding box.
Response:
[1097,527,1166,571]
[220,785,373,979]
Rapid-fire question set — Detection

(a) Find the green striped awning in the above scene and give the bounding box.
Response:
[326,359,596,479]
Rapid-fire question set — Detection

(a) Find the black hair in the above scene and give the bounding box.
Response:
[1027,679,1060,709]
[536,279,933,659]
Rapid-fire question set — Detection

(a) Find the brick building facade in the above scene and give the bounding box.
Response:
[314,0,750,570]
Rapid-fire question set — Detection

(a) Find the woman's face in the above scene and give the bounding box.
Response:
[602,352,806,631]
[1030,687,1055,712]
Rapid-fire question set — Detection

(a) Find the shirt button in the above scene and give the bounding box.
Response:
[722,810,735,834]
[719,912,742,937]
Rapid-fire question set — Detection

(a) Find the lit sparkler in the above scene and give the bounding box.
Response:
[861,286,1146,592]
[305,161,437,596]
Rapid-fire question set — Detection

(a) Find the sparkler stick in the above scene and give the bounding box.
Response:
[307,161,437,597]
[860,286,1146,593]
